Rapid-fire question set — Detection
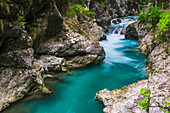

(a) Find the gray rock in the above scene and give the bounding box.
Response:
[0,68,36,111]
[35,19,106,69]
[95,80,148,113]
[65,54,104,70]
[39,55,66,72]
[0,29,33,52]
[0,48,34,69]
[125,21,148,41]
[125,22,138,40]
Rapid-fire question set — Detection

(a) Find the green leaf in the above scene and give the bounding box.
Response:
[159,108,163,111]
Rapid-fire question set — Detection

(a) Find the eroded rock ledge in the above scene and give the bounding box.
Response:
[0,2,105,111]
[95,22,170,113]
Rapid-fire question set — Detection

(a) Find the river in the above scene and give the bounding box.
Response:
[3,16,148,113]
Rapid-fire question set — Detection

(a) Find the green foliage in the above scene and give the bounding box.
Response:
[66,9,76,18]
[71,4,96,16]
[138,6,169,43]
[159,100,170,113]
[138,99,149,111]
[17,15,27,25]
[138,88,151,111]
[157,12,170,33]
[138,6,161,25]
[138,88,170,112]
[147,24,153,32]
[15,15,27,28]
[66,4,96,18]
[155,11,170,43]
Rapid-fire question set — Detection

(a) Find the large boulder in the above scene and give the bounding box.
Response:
[125,22,138,40]
[125,21,148,41]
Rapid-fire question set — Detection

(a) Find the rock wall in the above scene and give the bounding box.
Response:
[95,22,170,113]
[0,0,106,111]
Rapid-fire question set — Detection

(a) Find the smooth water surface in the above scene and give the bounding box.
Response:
[3,17,148,113]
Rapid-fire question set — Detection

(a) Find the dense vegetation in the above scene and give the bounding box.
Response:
[128,0,169,9]
[138,6,170,43]
[66,4,95,18]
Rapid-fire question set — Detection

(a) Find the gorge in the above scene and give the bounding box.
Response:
[2,16,149,113]
[0,0,169,113]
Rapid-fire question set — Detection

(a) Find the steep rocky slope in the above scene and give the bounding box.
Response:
[95,21,170,113]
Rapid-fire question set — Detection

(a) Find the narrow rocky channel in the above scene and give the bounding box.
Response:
[2,16,148,113]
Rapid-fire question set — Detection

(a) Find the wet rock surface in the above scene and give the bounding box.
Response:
[125,23,138,40]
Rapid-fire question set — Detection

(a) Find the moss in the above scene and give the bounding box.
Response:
[105,97,112,101]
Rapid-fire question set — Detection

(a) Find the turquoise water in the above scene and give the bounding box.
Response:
[3,18,148,113]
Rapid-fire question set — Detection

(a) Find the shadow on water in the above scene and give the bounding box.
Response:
[2,16,148,113]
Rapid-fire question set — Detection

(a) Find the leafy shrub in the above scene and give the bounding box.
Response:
[66,9,76,18]
[159,100,170,113]
[157,12,170,33]
[72,4,96,16]
[66,4,95,18]
[138,6,161,25]
[138,6,169,42]
[138,87,151,111]
[138,88,170,112]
